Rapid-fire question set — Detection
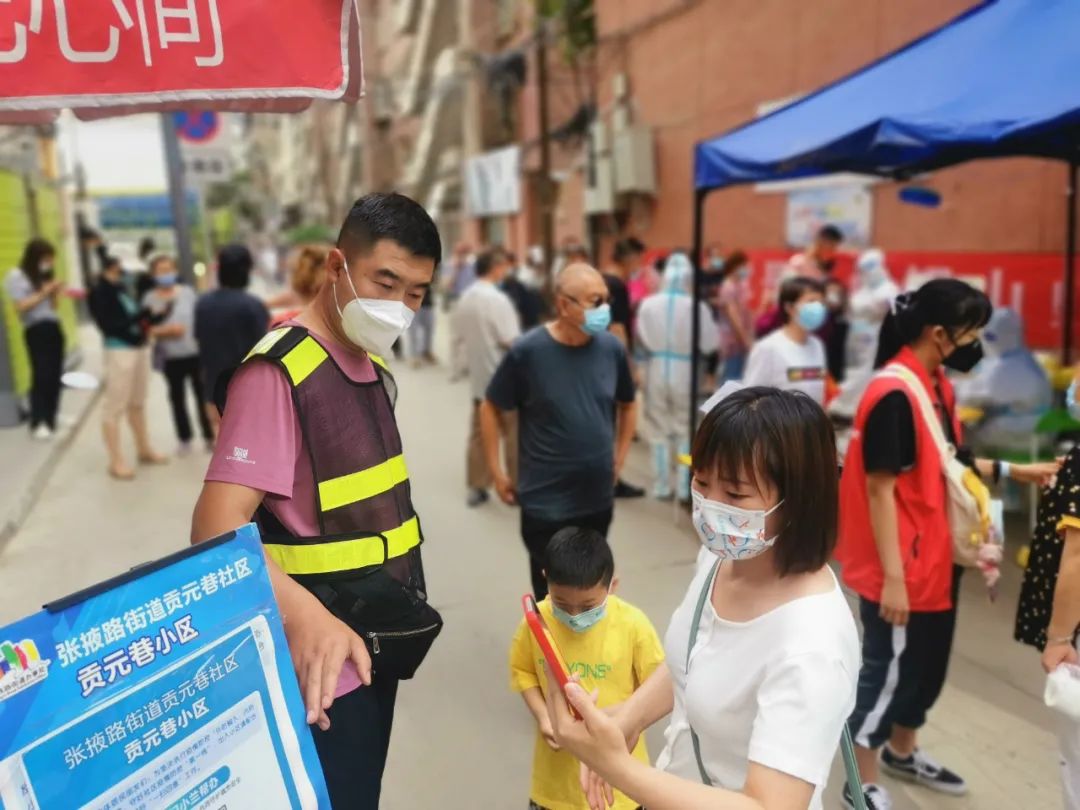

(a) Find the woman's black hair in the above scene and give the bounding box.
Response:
[19,238,56,290]
[692,387,838,577]
[874,278,992,368]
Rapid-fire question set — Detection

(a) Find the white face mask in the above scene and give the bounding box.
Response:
[333,261,415,357]
[691,489,784,560]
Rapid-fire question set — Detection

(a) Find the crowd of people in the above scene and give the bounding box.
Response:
[9,199,1080,810]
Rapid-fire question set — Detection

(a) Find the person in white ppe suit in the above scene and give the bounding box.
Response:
[828,248,899,422]
[635,252,718,501]
[955,307,1052,454]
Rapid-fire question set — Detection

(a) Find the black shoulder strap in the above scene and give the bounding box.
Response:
[249,325,309,362]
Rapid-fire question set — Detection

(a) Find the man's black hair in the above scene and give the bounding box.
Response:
[817,224,843,243]
[545,527,615,589]
[475,246,510,278]
[613,237,645,263]
[217,244,254,289]
[337,192,442,265]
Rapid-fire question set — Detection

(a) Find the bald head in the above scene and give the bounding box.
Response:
[556,261,603,295]
[555,261,610,331]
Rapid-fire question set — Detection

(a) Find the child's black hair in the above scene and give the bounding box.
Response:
[544,527,615,589]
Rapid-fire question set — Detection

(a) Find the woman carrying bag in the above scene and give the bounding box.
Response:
[835,279,1059,810]
[545,386,860,810]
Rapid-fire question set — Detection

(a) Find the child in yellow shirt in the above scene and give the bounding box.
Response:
[509,527,665,810]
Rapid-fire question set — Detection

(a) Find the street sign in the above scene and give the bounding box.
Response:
[173,111,220,144]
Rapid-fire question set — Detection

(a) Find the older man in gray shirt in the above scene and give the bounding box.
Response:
[481,262,638,600]
[454,246,521,507]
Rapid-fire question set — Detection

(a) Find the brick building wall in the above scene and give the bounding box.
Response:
[586,0,1067,256]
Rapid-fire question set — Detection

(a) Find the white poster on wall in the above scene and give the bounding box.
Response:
[464,145,521,217]
[785,184,872,248]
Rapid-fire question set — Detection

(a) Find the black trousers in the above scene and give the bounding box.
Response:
[520,507,614,600]
[24,320,63,430]
[311,676,399,809]
[163,356,213,442]
[847,566,962,749]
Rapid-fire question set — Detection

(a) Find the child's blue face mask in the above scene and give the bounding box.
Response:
[552,599,608,633]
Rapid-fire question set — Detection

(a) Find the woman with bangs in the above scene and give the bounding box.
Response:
[835,279,1057,809]
[542,387,860,810]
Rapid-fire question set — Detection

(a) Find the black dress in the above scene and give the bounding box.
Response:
[1015,444,1080,649]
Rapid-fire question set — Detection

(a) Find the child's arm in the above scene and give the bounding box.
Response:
[521,687,560,751]
[509,620,559,750]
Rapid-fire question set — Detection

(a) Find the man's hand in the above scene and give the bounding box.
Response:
[1043,640,1080,674]
[494,471,517,505]
[284,593,372,730]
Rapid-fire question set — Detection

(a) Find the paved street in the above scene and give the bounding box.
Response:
[0,320,1065,810]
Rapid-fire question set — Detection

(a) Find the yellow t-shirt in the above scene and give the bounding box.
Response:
[509,595,665,810]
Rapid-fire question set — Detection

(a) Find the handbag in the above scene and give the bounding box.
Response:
[686,560,867,809]
[877,364,989,566]
[308,568,443,681]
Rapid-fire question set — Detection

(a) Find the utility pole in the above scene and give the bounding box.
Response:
[160,113,196,285]
[536,14,555,293]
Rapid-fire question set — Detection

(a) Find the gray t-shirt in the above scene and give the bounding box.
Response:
[486,326,635,520]
[4,268,58,327]
[143,285,199,360]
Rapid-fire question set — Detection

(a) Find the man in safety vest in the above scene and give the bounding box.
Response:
[191,193,443,809]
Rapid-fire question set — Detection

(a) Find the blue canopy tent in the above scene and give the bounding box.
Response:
[689,0,1080,435]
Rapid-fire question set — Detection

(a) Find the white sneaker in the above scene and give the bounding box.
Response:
[31,425,54,441]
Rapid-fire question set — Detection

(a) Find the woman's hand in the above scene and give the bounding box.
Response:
[1043,640,1079,674]
[879,574,910,626]
[544,665,629,786]
[1012,459,1064,488]
[580,763,616,810]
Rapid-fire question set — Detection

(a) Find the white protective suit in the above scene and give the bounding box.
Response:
[829,248,900,420]
[954,307,1052,454]
[635,253,719,499]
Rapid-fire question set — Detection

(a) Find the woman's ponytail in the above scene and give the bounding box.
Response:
[874,292,920,368]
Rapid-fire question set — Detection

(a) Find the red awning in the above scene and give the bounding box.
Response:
[0,0,362,122]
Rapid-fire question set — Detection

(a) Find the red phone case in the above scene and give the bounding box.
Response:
[522,594,580,719]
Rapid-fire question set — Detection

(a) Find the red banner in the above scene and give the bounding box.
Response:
[745,249,1073,352]
[0,0,360,111]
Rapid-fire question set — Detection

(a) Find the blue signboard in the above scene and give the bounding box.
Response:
[96,192,200,230]
[0,525,329,809]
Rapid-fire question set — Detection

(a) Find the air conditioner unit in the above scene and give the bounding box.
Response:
[584,122,614,214]
[613,125,656,195]
[585,156,615,214]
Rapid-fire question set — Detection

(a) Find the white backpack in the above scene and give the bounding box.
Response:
[876,364,989,567]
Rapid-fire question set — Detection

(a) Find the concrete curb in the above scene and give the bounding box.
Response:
[0,386,101,556]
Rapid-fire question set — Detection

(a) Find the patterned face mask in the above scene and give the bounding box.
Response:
[691,490,784,560]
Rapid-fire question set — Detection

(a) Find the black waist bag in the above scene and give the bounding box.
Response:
[308,569,443,681]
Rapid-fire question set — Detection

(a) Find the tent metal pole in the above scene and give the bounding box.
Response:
[1066,160,1078,365]
[689,187,709,449]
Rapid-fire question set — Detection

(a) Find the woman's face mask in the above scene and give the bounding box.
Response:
[692,489,784,560]
[938,328,984,372]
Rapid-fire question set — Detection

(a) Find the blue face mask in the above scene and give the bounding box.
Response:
[1068,380,1080,422]
[796,300,828,332]
[552,599,608,633]
[581,303,612,336]
[155,273,178,288]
